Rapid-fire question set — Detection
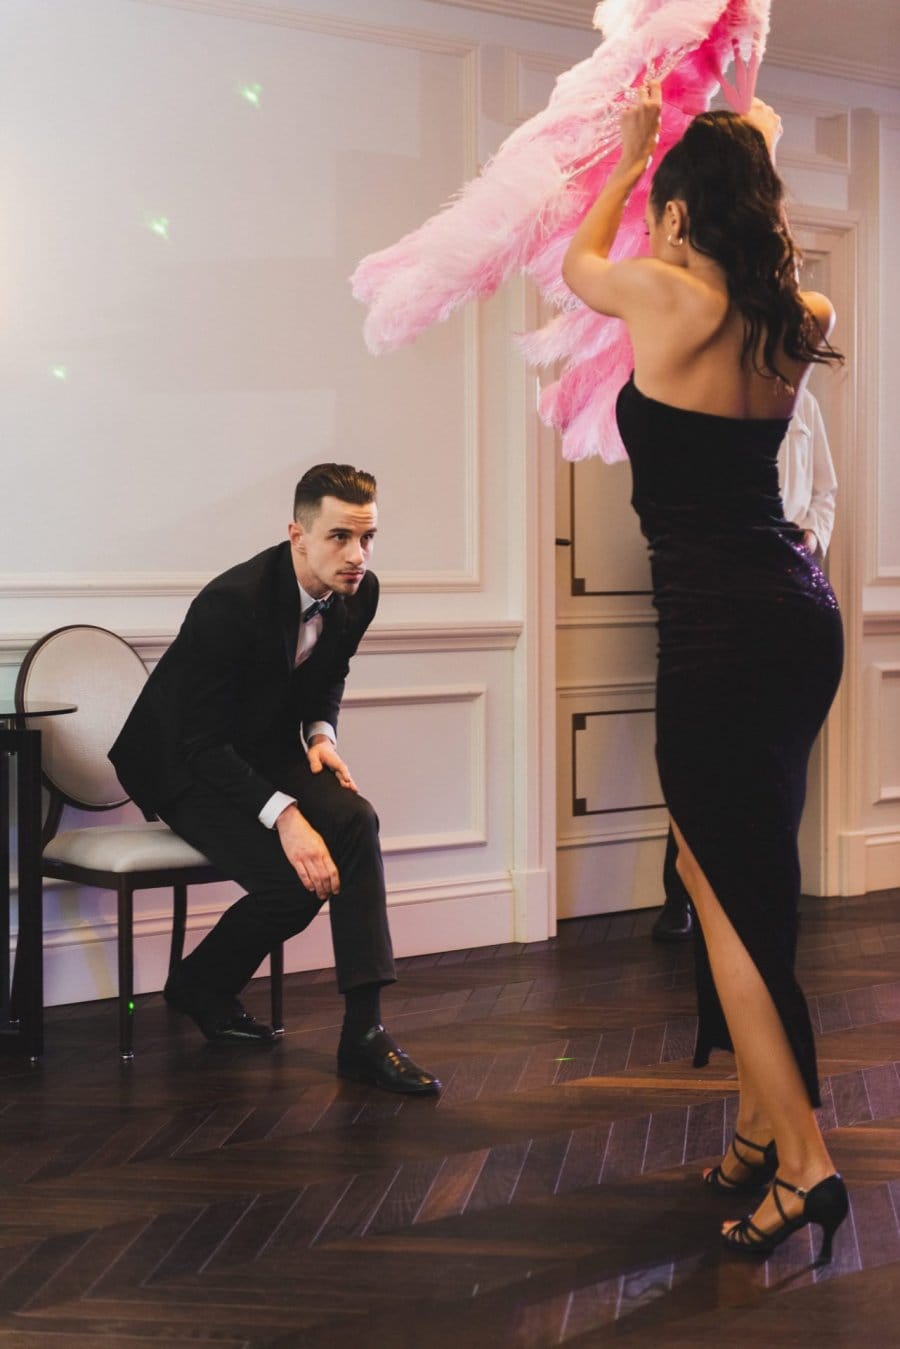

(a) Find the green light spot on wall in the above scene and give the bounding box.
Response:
[128,1000,135,1013]
[555,1057,574,1062]
[240,83,262,108]
[51,365,68,381]
[148,216,170,240]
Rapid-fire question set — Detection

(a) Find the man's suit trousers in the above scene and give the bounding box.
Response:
[159,755,395,1008]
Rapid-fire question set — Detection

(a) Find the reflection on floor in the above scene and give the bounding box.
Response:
[1,891,899,1346]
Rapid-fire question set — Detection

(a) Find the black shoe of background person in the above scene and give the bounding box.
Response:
[651,895,694,943]
[164,971,278,1044]
[337,1023,442,1095]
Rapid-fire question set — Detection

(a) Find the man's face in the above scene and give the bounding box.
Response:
[288,495,377,598]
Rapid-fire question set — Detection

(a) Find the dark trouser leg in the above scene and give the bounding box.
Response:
[663,826,691,906]
[652,825,694,943]
[158,760,395,1016]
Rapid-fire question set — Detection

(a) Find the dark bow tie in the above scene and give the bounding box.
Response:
[302,594,335,623]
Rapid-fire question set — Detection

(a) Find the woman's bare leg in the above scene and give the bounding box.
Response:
[670,818,835,1233]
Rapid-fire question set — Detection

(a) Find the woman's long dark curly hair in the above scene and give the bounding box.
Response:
[649,111,843,383]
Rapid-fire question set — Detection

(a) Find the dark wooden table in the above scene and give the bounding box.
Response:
[0,699,76,1061]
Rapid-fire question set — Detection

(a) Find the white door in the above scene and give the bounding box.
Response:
[554,445,668,918]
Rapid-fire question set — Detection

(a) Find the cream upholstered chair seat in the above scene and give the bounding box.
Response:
[43,822,211,872]
[15,625,284,1059]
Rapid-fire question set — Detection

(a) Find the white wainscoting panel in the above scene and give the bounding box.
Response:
[340,685,486,853]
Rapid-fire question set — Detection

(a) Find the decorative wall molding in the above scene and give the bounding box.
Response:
[0,573,208,599]
[342,683,487,852]
[503,47,568,124]
[131,0,900,89]
[557,678,654,700]
[864,612,900,637]
[435,3,900,89]
[130,0,481,55]
[776,96,851,175]
[0,569,495,598]
[0,622,522,669]
[556,610,655,631]
[360,620,521,653]
[838,827,900,896]
[424,0,592,30]
[869,663,900,806]
[765,44,900,93]
[557,819,667,850]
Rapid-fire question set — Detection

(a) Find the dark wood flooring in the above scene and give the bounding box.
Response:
[2,891,900,1347]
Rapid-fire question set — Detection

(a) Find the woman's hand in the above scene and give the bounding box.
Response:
[617,81,662,177]
[744,97,783,160]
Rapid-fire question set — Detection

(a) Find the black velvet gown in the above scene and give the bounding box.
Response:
[616,374,843,1106]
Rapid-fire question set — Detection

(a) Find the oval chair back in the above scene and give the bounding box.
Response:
[13,625,285,1058]
[15,624,149,824]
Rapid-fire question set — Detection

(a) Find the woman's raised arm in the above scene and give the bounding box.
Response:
[561,82,663,318]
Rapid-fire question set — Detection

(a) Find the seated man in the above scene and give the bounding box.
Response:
[110,462,439,1095]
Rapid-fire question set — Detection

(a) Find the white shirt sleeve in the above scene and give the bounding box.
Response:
[778,388,838,555]
[303,720,337,746]
[258,790,296,830]
[801,394,838,556]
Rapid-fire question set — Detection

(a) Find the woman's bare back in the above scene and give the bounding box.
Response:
[628,268,833,421]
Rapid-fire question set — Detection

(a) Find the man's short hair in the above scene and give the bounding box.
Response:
[293,463,377,525]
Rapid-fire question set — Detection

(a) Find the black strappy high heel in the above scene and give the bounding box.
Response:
[702,1132,778,1195]
[721,1173,849,1265]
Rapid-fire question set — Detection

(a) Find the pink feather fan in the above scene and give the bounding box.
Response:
[352,0,771,462]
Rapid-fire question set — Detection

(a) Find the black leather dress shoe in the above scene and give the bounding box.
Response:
[202,1012,278,1045]
[652,896,694,943]
[337,1024,441,1095]
[164,975,277,1044]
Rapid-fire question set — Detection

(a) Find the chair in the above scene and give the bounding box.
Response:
[14,625,283,1059]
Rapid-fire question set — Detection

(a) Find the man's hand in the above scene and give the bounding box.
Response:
[307,737,358,792]
[275,804,340,899]
[801,529,818,555]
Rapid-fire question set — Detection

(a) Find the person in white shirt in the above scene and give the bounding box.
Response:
[652,388,838,942]
[778,384,837,558]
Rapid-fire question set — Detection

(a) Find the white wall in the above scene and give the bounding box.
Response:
[1,0,581,1004]
[2,0,899,1007]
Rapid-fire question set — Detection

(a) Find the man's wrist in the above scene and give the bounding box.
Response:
[259,790,296,830]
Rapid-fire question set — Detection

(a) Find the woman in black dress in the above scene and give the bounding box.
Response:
[562,85,847,1262]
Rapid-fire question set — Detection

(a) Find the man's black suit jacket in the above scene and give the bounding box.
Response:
[109,541,378,821]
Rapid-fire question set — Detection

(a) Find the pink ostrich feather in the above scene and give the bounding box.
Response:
[352,0,771,462]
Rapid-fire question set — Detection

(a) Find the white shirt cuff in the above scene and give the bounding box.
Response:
[259,790,297,830]
[304,721,336,746]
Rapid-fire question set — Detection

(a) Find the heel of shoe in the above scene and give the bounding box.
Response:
[806,1174,849,1266]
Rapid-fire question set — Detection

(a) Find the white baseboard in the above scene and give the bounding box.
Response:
[36,872,518,1008]
[835,828,900,896]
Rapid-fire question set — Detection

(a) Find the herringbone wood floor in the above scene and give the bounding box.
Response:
[2,892,900,1347]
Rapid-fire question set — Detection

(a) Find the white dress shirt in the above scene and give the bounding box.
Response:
[258,582,336,829]
[778,386,838,556]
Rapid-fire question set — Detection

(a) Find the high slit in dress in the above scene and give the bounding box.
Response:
[616,375,843,1107]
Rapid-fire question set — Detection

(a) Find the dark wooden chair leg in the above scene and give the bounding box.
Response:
[169,883,187,976]
[117,880,135,1061]
[271,943,284,1034]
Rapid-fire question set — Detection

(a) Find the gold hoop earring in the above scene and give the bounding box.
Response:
[666,234,684,247]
